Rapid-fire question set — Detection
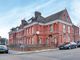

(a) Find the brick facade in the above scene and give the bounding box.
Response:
[72,25,79,41]
[9,9,79,48]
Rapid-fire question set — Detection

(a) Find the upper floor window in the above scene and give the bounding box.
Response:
[26,29,28,34]
[68,26,70,33]
[63,24,66,33]
[66,16,69,21]
[50,24,53,32]
[28,28,29,34]
[32,27,34,34]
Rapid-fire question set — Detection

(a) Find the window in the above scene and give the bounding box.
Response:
[26,29,28,35]
[46,39,49,44]
[32,27,34,34]
[32,37,34,44]
[28,28,29,34]
[68,26,70,33]
[64,13,68,21]
[50,24,53,32]
[64,14,65,16]
[39,38,42,44]
[63,24,66,33]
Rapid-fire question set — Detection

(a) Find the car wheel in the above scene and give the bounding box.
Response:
[68,47,71,49]
[5,50,8,53]
[75,46,77,48]
[59,48,61,50]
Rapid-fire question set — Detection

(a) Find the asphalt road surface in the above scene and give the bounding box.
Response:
[0,48,80,60]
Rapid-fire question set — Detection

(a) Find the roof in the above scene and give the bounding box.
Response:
[45,9,72,23]
[45,9,65,23]
[10,9,73,32]
[30,9,72,24]
[72,24,79,29]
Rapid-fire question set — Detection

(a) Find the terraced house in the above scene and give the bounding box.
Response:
[9,9,79,49]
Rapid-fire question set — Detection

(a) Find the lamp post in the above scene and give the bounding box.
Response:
[36,31,40,45]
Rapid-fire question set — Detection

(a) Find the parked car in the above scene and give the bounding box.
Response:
[0,45,8,53]
[59,42,77,50]
[76,41,80,47]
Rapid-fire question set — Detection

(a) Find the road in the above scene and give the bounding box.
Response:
[0,48,80,60]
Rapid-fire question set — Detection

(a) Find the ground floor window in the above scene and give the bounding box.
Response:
[32,37,34,44]
[63,33,66,42]
[68,34,70,42]
[38,38,42,44]
[46,38,49,44]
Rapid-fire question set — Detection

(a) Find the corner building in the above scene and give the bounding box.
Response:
[9,9,79,48]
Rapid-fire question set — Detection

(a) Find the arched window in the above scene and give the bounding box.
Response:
[50,24,53,32]
[63,24,66,33]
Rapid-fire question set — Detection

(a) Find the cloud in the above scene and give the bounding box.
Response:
[35,0,56,10]
[0,0,56,38]
[32,0,67,18]
[70,0,80,25]
[0,4,37,38]
[0,0,80,38]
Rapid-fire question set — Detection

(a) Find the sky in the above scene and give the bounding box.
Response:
[0,0,80,38]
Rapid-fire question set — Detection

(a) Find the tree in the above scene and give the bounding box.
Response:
[0,38,8,45]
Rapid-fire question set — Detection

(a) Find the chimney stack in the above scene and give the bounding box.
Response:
[21,18,28,26]
[35,11,41,18]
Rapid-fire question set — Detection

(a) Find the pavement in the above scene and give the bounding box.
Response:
[1,48,80,60]
[9,48,58,55]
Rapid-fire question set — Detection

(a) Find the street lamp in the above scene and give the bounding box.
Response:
[36,31,40,35]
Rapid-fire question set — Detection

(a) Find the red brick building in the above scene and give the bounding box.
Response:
[72,25,79,41]
[9,9,79,48]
